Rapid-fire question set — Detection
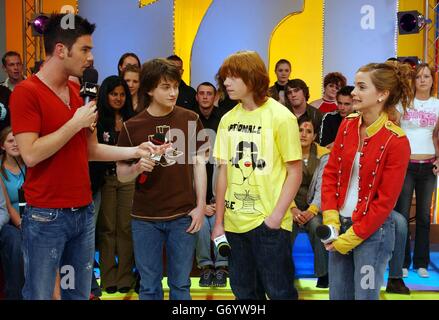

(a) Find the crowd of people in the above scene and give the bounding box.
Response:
[0,13,437,301]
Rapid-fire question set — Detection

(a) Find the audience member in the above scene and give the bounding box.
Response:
[122,64,141,113]
[310,72,347,113]
[396,63,439,279]
[0,127,24,299]
[291,117,329,288]
[1,51,25,91]
[117,52,141,76]
[95,76,136,294]
[194,81,228,287]
[285,79,323,140]
[167,55,197,111]
[319,85,355,148]
[268,59,292,105]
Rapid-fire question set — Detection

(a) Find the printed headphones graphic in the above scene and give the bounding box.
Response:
[231,141,266,170]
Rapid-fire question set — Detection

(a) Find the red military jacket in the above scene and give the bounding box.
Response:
[321,112,410,254]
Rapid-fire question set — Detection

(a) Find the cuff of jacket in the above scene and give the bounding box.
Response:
[290,200,297,209]
[323,209,340,232]
[333,226,364,255]
[308,204,319,215]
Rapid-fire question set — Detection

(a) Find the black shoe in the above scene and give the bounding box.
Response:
[316,274,329,288]
[386,278,410,295]
[105,286,117,294]
[118,286,131,294]
[213,267,228,287]
[199,266,215,287]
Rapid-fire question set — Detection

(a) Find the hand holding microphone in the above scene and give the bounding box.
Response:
[80,67,99,132]
[213,234,231,257]
[71,101,97,131]
[316,224,338,245]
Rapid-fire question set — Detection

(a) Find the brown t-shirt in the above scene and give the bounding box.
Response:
[117,106,207,221]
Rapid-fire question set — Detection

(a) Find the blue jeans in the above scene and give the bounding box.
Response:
[0,224,24,299]
[395,162,435,269]
[291,214,328,277]
[388,210,408,278]
[21,204,95,300]
[195,215,228,268]
[131,215,196,300]
[226,222,298,300]
[329,216,395,300]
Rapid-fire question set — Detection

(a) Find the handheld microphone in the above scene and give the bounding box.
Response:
[80,67,99,104]
[138,133,166,185]
[213,234,231,257]
[316,224,338,244]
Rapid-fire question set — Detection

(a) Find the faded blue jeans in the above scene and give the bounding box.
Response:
[329,216,395,300]
[21,204,95,300]
[226,222,298,300]
[131,215,196,300]
[195,215,228,268]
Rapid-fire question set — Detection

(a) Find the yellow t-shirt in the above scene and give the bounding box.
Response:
[213,98,302,233]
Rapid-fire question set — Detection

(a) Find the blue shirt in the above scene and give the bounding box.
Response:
[1,167,25,213]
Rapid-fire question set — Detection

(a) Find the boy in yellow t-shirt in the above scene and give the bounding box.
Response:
[212,51,302,300]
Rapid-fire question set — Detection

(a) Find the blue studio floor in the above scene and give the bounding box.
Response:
[293,232,439,291]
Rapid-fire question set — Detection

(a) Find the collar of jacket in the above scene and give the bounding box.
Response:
[358,112,388,137]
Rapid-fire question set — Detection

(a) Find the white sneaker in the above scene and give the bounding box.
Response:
[417,268,429,278]
[402,268,409,278]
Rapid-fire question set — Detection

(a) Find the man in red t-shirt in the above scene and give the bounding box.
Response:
[10,14,160,300]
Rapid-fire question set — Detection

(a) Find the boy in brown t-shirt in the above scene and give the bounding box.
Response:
[117,58,207,300]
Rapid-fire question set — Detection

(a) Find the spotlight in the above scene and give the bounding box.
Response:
[397,11,425,35]
[29,14,49,36]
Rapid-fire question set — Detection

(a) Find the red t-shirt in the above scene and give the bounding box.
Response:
[318,99,338,114]
[10,75,92,208]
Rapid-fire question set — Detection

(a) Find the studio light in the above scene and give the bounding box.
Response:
[29,14,49,36]
[397,11,424,35]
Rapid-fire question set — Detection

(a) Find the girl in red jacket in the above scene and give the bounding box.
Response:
[321,62,413,300]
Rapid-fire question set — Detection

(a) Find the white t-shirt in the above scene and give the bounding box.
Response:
[340,152,360,218]
[397,97,439,155]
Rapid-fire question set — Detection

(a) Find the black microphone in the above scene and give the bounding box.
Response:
[213,234,231,257]
[138,133,166,185]
[80,67,99,104]
[316,224,338,244]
